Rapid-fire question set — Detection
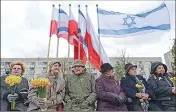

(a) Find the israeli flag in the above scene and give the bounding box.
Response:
[97,3,171,38]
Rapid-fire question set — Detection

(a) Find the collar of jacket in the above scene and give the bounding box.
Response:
[126,74,137,81]
[47,73,59,79]
[9,74,22,77]
[101,74,116,83]
[74,68,86,76]
[154,73,167,78]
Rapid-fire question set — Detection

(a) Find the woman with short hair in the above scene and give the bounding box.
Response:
[0,61,29,111]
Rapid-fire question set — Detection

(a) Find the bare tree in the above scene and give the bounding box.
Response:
[114,49,129,80]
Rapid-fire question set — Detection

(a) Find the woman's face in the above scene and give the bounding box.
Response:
[104,69,114,76]
[11,65,22,75]
[155,65,165,74]
[128,67,137,76]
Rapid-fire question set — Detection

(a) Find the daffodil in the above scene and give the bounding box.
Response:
[30,77,51,99]
[5,75,22,110]
[170,77,176,86]
[158,77,162,80]
[5,75,22,86]
[135,84,143,93]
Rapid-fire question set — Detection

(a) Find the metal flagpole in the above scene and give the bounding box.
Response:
[78,5,81,60]
[56,4,61,58]
[85,5,91,73]
[96,4,102,66]
[67,4,71,75]
[46,4,55,72]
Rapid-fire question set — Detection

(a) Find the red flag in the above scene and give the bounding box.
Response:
[85,10,110,71]
[49,6,58,37]
[69,8,86,64]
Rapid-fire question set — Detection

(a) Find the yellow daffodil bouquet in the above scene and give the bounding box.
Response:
[5,75,22,110]
[135,83,149,111]
[170,77,176,87]
[135,84,143,93]
[30,77,51,98]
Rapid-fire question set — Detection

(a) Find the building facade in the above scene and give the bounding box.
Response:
[1,57,162,80]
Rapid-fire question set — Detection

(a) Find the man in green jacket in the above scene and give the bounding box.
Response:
[63,60,97,111]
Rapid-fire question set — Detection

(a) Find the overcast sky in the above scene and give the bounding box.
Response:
[1,1,175,62]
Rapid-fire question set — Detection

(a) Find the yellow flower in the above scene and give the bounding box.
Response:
[5,75,22,86]
[30,77,51,88]
[153,74,157,79]
[170,77,176,84]
[135,84,143,89]
[158,77,162,80]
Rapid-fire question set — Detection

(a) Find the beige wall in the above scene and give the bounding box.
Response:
[1,57,162,80]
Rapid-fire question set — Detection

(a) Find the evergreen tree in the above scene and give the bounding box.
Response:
[172,39,176,75]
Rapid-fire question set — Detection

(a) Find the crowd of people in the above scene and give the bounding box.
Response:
[0,59,176,111]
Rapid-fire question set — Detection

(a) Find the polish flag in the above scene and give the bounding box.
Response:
[68,7,86,65]
[85,10,110,71]
[78,9,88,56]
[49,6,58,37]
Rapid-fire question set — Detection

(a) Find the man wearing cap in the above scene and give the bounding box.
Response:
[63,60,97,111]
[120,63,161,111]
[95,63,128,111]
[27,60,65,111]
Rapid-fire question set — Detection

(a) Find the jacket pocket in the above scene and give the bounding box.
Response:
[160,96,176,106]
[64,101,73,110]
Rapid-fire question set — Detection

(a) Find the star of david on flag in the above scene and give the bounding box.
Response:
[123,15,136,27]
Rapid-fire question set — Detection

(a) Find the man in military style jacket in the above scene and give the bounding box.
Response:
[63,60,97,111]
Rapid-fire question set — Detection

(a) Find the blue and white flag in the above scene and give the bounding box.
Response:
[97,3,171,38]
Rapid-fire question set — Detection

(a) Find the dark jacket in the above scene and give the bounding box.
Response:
[147,73,176,111]
[0,75,29,111]
[147,61,176,111]
[95,74,127,111]
[120,75,155,100]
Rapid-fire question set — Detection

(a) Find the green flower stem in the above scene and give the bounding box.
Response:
[38,87,46,98]
[11,100,16,110]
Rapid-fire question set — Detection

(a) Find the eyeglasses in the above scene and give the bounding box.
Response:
[12,68,21,70]
[74,66,83,68]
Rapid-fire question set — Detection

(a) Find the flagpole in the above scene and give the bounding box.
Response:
[86,5,91,73]
[56,4,61,58]
[67,4,71,75]
[96,4,102,66]
[46,4,55,72]
[78,5,81,60]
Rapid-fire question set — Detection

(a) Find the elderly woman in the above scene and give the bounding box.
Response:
[0,61,29,111]
[27,60,65,111]
[120,63,162,111]
[147,61,176,111]
[95,63,127,111]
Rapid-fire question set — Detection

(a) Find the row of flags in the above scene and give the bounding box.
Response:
[49,2,170,71]
[49,5,110,71]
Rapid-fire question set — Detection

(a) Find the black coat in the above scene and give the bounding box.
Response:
[120,75,155,100]
[147,73,176,111]
[0,75,29,111]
